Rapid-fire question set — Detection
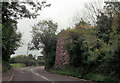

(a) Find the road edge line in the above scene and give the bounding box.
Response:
[8,70,14,83]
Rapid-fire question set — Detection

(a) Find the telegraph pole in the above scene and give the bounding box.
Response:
[27,42,31,56]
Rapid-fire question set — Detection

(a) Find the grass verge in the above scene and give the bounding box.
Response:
[84,73,105,81]
[48,69,82,78]
[10,63,25,68]
[48,68,106,82]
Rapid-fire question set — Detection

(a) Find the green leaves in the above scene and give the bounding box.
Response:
[2,1,50,72]
[2,1,50,21]
[31,20,57,69]
[10,54,38,66]
[31,20,57,50]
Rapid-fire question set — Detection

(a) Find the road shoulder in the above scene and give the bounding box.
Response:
[2,69,14,82]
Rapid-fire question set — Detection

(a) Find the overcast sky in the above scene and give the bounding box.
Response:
[11,0,105,57]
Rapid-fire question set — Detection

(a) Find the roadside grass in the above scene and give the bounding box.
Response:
[48,66,82,78]
[48,69,82,78]
[10,63,25,68]
[84,73,105,81]
[48,68,107,82]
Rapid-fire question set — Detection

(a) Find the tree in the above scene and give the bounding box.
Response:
[31,20,58,70]
[95,2,120,80]
[72,0,104,26]
[10,54,38,66]
[2,18,22,72]
[2,1,50,72]
[96,2,120,44]
[96,12,113,44]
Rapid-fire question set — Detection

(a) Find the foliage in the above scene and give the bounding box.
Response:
[65,28,89,67]
[10,63,25,68]
[84,73,105,81]
[2,19,22,72]
[31,20,57,70]
[37,60,45,66]
[37,56,45,65]
[2,1,50,72]
[51,2,120,82]
[10,54,38,66]
[48,66,82,78]
[96,12,113,44]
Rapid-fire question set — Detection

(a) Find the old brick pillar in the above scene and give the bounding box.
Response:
[54,37,69,69]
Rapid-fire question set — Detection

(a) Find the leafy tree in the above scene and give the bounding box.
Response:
[64,21,92,68]
[95,2,120,80]
[2,1,50,72]
[96,2,120,44]
[52,1,120,82]
[96,12,113,44]
[37,56,45,66]
[37,56,44,60]
[2,18,22,72]
[10,54,38,66]
[31,20,58,70]
[28,54,35,60]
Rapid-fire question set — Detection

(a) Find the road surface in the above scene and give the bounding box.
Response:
[10,66,94,83]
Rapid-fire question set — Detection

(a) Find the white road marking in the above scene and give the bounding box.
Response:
[40,76,49,81]
[31,68,49,81]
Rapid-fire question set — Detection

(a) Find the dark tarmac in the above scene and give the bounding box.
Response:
[9,66,94,83]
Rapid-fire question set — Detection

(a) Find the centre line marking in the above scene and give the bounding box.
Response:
[31,68,49,81]
[40,76,49,81]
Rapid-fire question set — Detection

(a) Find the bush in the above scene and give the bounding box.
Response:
[2,60,11,73]
[10,54,38,67]
[37,60,45,66]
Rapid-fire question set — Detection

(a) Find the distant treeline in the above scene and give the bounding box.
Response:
[10,54,45,66]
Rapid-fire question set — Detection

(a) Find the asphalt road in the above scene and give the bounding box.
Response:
[10,66,94,83]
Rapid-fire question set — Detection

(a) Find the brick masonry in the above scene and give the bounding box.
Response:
[55,37,69,69]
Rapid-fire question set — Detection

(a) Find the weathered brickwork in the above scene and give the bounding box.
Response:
[55,37,69,69]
